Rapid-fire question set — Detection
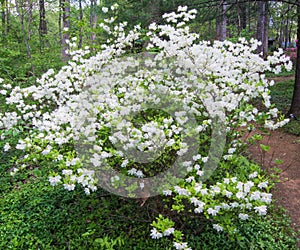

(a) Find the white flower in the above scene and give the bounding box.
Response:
[62,169,73,176]
[254,205,267,215]
[213,224,223,232]
[3,142,10,152]
[63,183,75,191]
[260,193,272,203]
[163,227,175,236]
[207,208,218,216]
[178,6,188,12]
[228,148,236,154]
[196,170,204,176]
[258,181,268,189]
[236,191,245,199]
[102,7,108,13]
[149,23,157,30]
[223,178,230,184]
[224,191,233,198]
[135,170,144,178]
[84,188,90,195]
[150,228,162,239]
[185,176,194,183]
[173,242,190,250]
[128,168,137,175]
[16,141,26,150]
[174,186,190,196]
[249,172,258,178]
[238,213,249,220]
[10,167,18,176]
[163,189,172,196]
[250,191,261,201]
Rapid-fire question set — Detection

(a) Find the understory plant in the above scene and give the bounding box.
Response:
[0,5,293,249]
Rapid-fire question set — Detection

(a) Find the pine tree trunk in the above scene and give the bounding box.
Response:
[289,1,300,118]
[61,0,70,62]
[263,1,269,58]
[216,0,227,41]
[256,0,268,58]
[90,0,97,45]
[78,0,83,49]
[147,0,162,24]
[39,0,47,49]
[39,0,47,35]
[1,0,6,36]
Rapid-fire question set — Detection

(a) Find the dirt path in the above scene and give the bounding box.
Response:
[247,130,300,246]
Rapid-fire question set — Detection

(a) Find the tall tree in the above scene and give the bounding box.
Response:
[90,0,97,44]
[78,0,83,48]
[61,0,70,62]
[147,0,162,24]
[1,0,7,35]
[216,0,227,41]
[39,0,47,49]
[289,0,300,118]
[256,0,269,57]
[15,0,32,59]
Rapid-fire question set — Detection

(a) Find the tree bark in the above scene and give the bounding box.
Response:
[237,1,247,34]
[289,0,300,118]
[1,0,6,36]
[61,0,70,62]
[256,0,268,57]
[90,0,97,45]
[146,0,162,24]
[216,0,227,41]
[39,0,47,49]
[39,0,47,35]
[263,1,269,58]
[15,0,31,59]
[78,0,83,48]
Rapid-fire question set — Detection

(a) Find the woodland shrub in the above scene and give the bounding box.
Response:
[0,6,292,249]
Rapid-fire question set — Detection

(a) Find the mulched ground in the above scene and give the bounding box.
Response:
[247,130,300,247]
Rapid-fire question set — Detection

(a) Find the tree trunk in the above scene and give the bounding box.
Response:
[279,20,284,48]
[90,0,97,45]
[61,0,70,62]
[6,0,9,33]
[146,0,162,24]
[285,18,289,48]
[237,1,247,34]
[78,0,83,49]
[1,0,6,36]
[39,0,47,35]
[58,0,62,44]
[248,0,251,33]
[15,0,31,59]
[216,0,227,41]
[39,0,47,49]
[256,0,268,57]
[289,0,300,118]
[263,1,269,58]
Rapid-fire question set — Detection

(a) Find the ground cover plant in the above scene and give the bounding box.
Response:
[0,6,298,249]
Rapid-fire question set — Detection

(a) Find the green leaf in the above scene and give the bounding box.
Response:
[260,144,270,152]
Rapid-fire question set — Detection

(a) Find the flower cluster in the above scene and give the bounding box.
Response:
[0,5,292,250]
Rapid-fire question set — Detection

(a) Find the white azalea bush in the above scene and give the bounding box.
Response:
[0,6,292,249]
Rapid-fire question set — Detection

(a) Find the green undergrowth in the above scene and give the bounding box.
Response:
[268,71,300,136]
[0,71,298,249]
[0,135,298,249]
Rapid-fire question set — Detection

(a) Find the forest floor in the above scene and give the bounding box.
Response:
[247,78,300,247]
[248,130,300,226]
